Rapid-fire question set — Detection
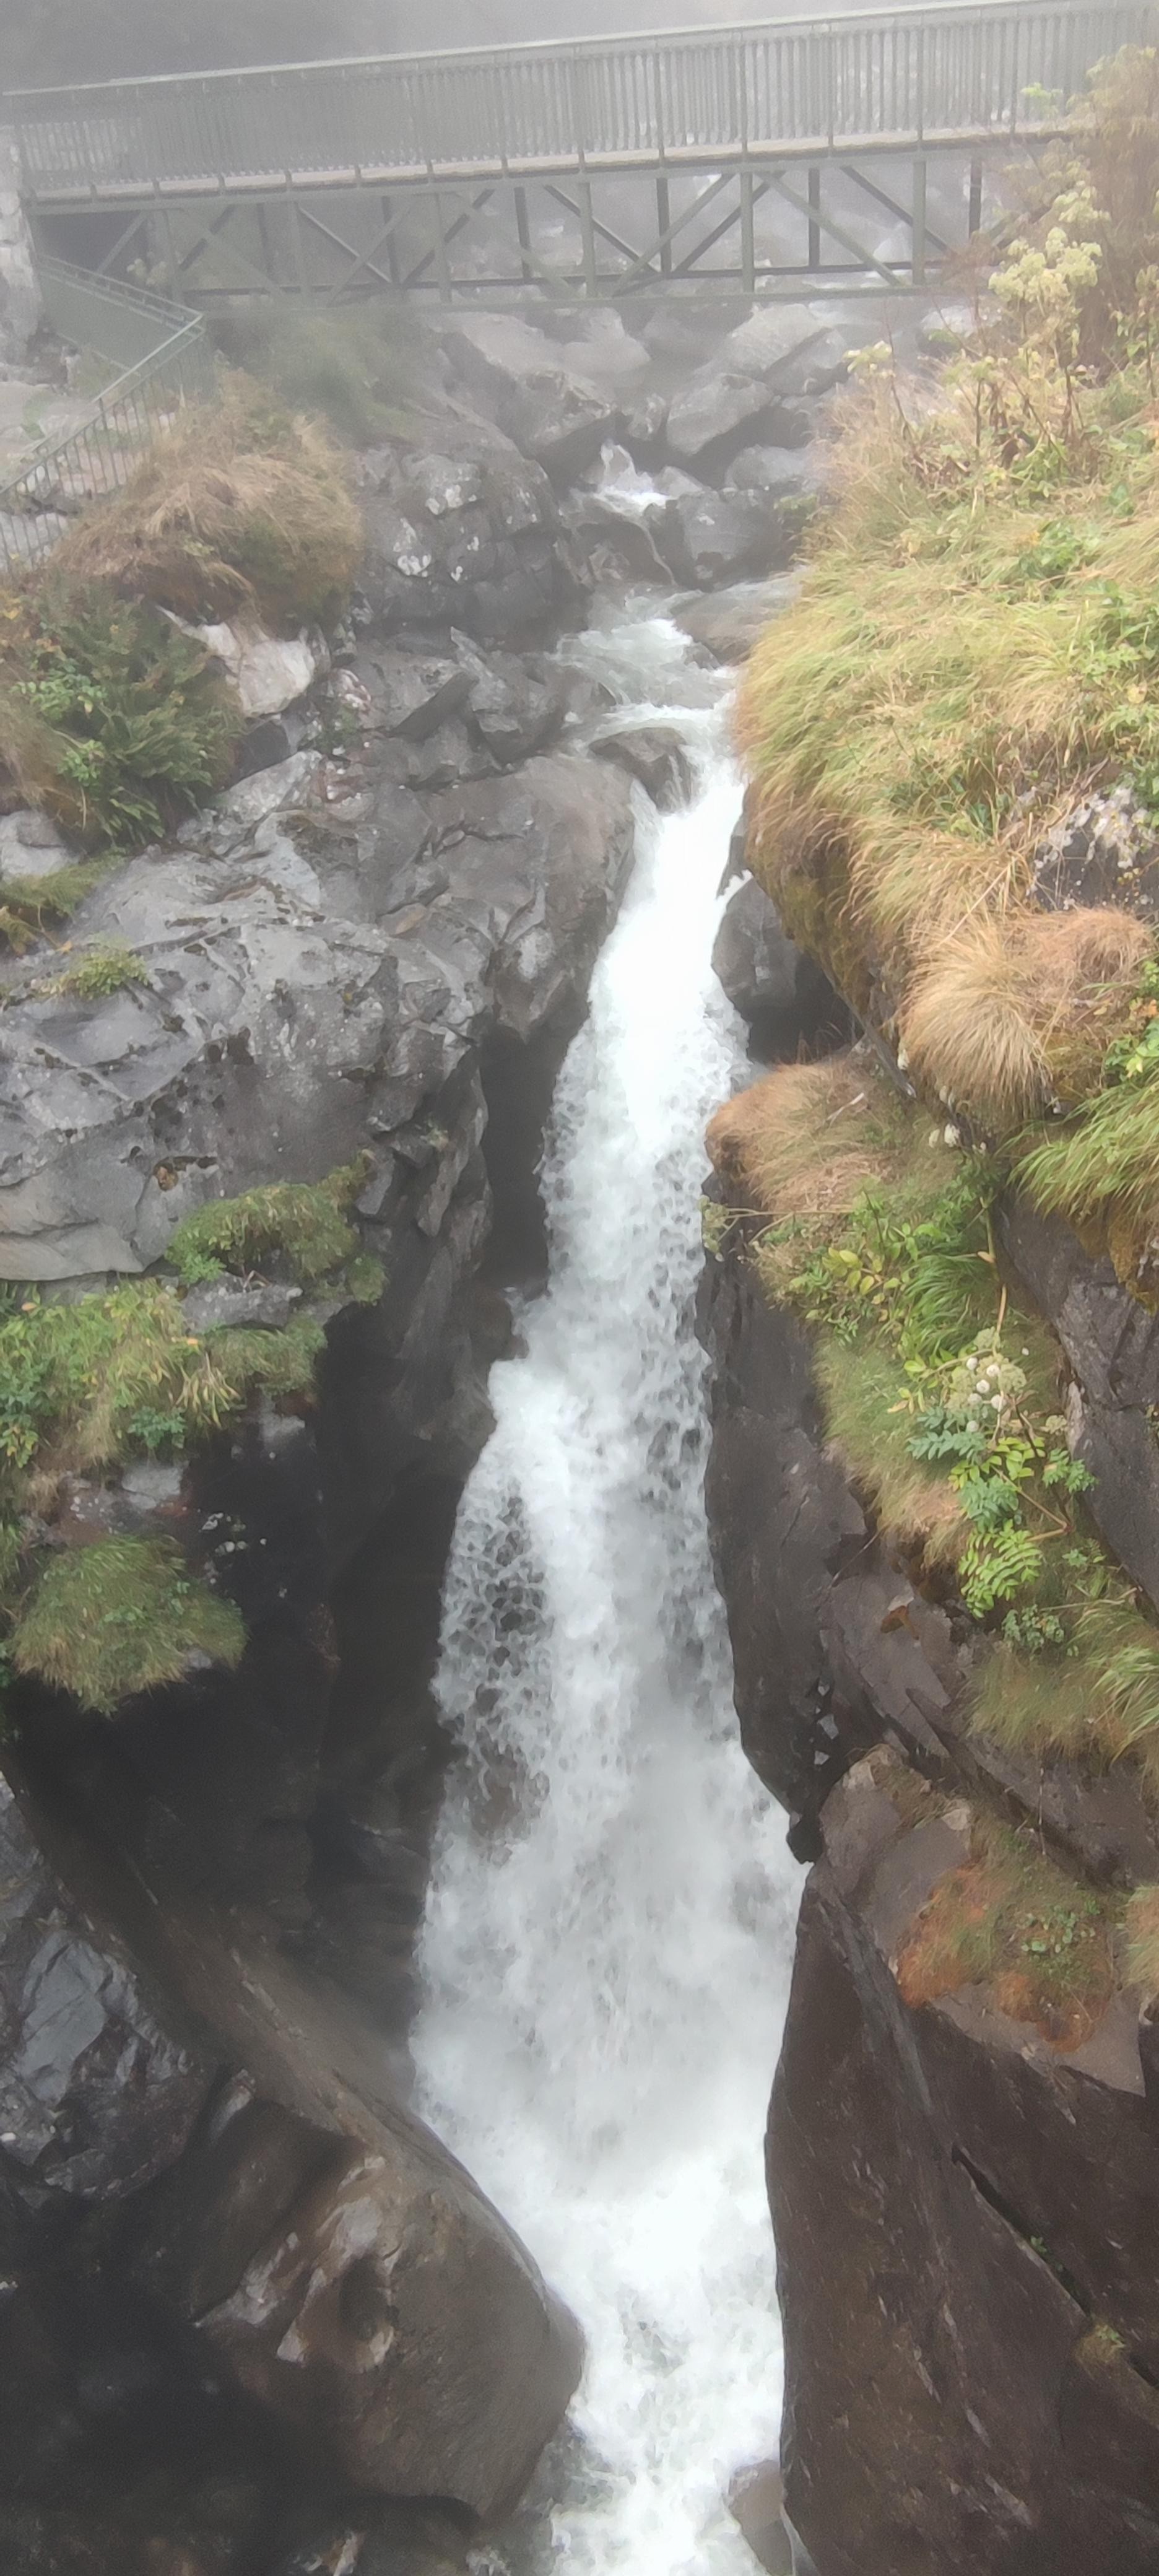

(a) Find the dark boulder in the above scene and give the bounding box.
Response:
[712,876,848,1060]
[137,2087,582,2521]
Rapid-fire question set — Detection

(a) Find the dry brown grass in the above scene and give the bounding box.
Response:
[51,381,361,629]
[900,905,1152,1129]
[1124,1886,1159,1996]
[895,1824,1116,2049]
[705,1053,905,1219]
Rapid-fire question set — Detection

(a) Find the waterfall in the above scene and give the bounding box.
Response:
[412,611,804,2576]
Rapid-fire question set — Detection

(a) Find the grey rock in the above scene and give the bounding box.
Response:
[192,751,323,852]
[665,371,784,469]
[403,452,485,517]
[655,489,809,589]
[716,303,824,380]
[442,314,619,481]
[188,618,328,721]
[0,750,634,1286]
[362,647,472,741]
[181,1281,303,1333]
[132,1924,584,2523]
[453,634,565,763]
[674,575,802,663]
[724,447,817,496]
[359,429,582,648]
[698,1248,869,1822]
[620,388,669,453]
[0,809,76,886]
[1000,1194,1159,1619]
[0,1775,210,2200]
[591,723,694,809]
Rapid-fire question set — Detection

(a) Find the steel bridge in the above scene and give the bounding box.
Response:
[6,0,1152,302]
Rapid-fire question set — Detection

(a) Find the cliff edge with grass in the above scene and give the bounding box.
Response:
[705,46,1159,2575]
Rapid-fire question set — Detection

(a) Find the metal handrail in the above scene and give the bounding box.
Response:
[1,0,1146,93]
[7,0,1151,198]
[0,269,214,577]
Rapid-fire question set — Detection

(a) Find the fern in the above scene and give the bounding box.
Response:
[960,1525,1044,1617]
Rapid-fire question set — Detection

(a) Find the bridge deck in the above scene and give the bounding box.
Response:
[8,0,1150,207]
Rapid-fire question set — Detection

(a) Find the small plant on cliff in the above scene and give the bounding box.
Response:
[11,1534,245,1714]
[168,1160,368,1289]
[43,942,149,1000]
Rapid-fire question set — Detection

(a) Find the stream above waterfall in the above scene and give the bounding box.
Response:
[412,606,805,2576]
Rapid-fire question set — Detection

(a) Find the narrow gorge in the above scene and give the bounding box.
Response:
[7,46,1159,2575]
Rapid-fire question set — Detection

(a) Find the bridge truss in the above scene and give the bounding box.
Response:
[7,0,1152,302]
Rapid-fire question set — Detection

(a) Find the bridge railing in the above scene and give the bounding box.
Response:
[0,261,214,577]
[7,0,1151,198]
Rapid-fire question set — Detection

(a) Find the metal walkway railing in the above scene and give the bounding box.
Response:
[7,0,1152,200]
[0,261,214,577]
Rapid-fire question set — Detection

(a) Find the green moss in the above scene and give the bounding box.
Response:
[169,1160,368,1289]
[12,1536,244,1714]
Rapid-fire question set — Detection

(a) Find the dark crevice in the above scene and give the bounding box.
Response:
[951,2147,1092,2315]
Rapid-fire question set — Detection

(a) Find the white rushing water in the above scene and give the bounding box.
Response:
[413,609,804,2576]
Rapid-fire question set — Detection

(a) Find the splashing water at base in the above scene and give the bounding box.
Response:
[413,616,804,2576]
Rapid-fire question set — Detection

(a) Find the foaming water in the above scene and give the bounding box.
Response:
[413,616,804,2576]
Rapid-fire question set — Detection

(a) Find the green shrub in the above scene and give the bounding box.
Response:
[12,1535,245,1713]
[169,1160,368,1287]
[0,581,241,850]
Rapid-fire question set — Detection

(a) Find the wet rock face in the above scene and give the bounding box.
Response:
[0,1775,210,2200]
[771,1772,1159,2576]
[698,1249,869,1832]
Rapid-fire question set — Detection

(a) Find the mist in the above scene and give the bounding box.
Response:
[4,0,859,92]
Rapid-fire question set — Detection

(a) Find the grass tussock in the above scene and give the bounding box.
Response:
[50,380,361,631]
[895,1815,1115,2048]
[814,1331,969,1564]
[1018,1066,1159,1258]
[736,48,1159,1154]
[901,907,1152,1126]
[168,1160,368,1288]
[12,1535,244,1715]
[968,1595,1159,1797]
[705,1051,945,1221]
